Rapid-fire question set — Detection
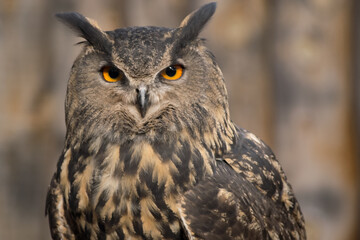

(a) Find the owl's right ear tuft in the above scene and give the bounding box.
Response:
[177,2,216,45]
[55,12,112,54]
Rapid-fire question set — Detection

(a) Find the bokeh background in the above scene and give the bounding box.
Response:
[0,0,359,239]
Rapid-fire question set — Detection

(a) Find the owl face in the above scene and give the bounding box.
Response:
[60,3,229,140]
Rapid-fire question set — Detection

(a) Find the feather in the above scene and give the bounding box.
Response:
[179,128,306,239]
[55,12,112,54]
[174,2,216,51]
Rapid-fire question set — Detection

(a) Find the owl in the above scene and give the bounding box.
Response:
[46,2,306,240]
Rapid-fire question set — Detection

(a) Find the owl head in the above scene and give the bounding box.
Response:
[58,2,233,147]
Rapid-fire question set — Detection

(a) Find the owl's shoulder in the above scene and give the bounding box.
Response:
[178,127,306,239]
[224,127,295,208]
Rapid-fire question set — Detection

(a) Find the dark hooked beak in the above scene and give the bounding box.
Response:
[136,86,149,118]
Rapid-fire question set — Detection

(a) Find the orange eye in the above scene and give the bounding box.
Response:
[101,66,123,82]
[160,65,184,80]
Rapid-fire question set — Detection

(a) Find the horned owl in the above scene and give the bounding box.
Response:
[46,2,306,240]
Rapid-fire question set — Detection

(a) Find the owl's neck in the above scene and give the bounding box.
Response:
[63,116,236,186]
[63,102,237,187]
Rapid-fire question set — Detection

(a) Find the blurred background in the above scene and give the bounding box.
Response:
[0,0,358,239]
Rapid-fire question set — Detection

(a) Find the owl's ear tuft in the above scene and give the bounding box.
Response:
[177,2,216,45]
[55,12,112,54]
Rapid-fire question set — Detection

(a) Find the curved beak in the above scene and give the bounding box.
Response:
[136,86,149,118]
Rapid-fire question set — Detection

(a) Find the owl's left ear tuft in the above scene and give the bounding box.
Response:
[177,2,216,45]
[55,12,112,54]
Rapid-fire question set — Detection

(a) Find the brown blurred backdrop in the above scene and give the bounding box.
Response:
[0,0,359,239]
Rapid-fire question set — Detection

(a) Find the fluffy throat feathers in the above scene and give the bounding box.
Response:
[60,114,236,202]
[62,117,237,199]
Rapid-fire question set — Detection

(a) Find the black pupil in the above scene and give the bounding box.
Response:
[109,67,120,79]
[165,66,177,77]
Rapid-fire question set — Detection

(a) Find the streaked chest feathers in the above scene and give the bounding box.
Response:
[58,131,216,238]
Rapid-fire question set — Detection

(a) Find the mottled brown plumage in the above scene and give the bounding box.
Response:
[46,2,306,239]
